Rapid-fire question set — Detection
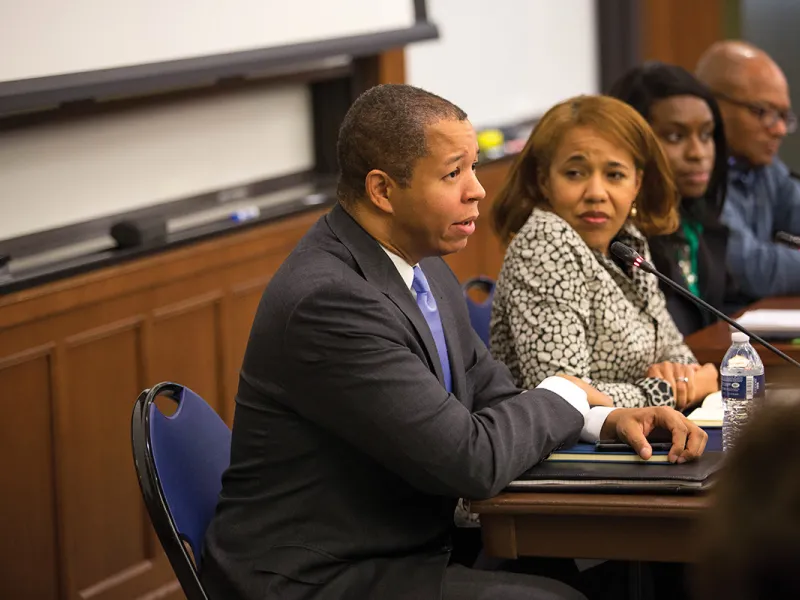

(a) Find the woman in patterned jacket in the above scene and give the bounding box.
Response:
[490,95,719,410]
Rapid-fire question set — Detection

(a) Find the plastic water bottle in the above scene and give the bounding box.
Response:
[720,332,765,451]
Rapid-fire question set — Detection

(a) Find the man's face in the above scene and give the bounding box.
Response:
[718,60,793,166]
[387,119,485,263]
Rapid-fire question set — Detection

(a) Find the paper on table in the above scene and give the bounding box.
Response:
[687,391,722,426]
[733,309,800,337]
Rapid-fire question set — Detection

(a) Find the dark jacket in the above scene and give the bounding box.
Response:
[649,206,732,336]
[200,203,583,600]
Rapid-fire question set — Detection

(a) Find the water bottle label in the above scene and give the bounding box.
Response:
[721,374,765,400]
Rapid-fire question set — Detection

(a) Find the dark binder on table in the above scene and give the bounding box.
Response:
[508,451,725,494]
[546,442,671,464]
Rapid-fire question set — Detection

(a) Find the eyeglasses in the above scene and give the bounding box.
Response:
[715,92,798,134]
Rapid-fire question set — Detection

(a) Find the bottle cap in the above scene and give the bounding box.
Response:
[732,331,750,343]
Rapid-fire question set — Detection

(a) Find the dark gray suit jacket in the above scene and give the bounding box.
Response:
[200,204,584,600]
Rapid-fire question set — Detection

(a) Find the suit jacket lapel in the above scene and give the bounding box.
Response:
[326,204,447,387]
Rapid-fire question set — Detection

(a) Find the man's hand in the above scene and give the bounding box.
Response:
[599,406,708,464]
[557,373,614,407]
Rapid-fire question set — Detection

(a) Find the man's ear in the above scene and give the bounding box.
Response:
[365,169,395,214]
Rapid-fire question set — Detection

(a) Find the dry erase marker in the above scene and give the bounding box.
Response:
[230,206,260,223]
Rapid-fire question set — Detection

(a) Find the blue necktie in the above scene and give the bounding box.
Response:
[412,266,452,393]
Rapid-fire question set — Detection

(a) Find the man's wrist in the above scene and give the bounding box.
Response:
[584,406,619,442]
[537,376,589,417]
[598,408,622,440]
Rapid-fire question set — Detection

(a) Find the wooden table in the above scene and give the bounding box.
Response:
[472,492,710,563]
[473,298,800,564]
[685,296,800,367]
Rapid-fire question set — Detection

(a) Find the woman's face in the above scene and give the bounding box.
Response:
[542,126,642,255]
[649,95,715,199]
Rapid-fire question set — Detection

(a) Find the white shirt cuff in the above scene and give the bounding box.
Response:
[536,376,618,442]
[583,406,618,442]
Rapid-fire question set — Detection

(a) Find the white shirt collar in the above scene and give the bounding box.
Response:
[380,244,415,290]
[377,240,612,442]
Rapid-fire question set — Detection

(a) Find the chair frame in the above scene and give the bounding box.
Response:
[463,275,496,296]
[131,381,211,600]
[463,275,496,347]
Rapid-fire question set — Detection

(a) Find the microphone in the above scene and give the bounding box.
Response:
[610,241,800,370]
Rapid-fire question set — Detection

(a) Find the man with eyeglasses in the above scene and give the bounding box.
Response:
[696,40,800,301]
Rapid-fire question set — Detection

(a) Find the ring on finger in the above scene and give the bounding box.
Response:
[677,377,689,383]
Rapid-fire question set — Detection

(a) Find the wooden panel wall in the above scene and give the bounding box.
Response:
[354,47,407,91]
[0,209,325,600]
[0,346,62,599]
[642,0,725,71]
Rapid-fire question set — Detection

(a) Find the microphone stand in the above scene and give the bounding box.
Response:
[641,261,800,370]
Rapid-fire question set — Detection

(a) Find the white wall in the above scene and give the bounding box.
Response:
[0,0,600,243]
[406,0,599,128]
[0,0,415,82]
[0,85,313,241]
[0,0,420,243]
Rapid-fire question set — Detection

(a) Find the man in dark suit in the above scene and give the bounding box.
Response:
[201,84,708,600]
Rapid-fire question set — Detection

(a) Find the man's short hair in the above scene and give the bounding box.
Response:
[336,84,468,205]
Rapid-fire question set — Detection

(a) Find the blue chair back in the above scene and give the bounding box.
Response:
[131,382,231,600]
[463,276,496,347]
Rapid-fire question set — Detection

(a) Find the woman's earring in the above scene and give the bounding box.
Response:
[630,203,638,218]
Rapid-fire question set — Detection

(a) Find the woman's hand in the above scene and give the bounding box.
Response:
[646,362,719,410]
[691,362,720,404]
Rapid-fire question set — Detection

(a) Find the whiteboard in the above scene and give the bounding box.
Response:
[406,0,599,129]
[0,0,416,83]
[0,84,314,241]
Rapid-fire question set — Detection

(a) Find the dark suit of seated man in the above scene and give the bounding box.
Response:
[200,84,708,600]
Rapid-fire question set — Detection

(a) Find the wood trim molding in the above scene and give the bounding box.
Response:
[64,315,145,348]
[0,342,55,370]
[152,291,224,321]
[0,209,327,330]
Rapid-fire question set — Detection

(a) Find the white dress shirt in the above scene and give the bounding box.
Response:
[381,246,616,442]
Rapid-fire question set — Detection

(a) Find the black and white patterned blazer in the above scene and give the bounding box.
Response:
[491,208,697,408]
